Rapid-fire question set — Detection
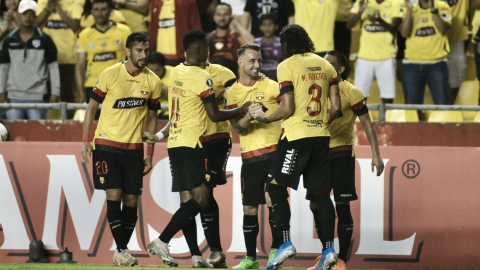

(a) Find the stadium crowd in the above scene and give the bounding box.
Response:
[0,0,476,120]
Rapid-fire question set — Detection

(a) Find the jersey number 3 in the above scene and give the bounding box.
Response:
[307,84,322,116]
[170,97,180,128]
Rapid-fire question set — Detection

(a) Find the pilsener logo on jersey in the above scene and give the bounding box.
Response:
[93,52,117,62]
[113,97,146,109]
[365,24,386,32]
[415,27,436,37]
[159,19,175,28]
[46,20,69,29]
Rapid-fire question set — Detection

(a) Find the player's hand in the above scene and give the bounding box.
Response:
[248,102,262,117]
[142,131,159,144]
[371,155,384,176]
[143,155,153,176]
[216,88,227,105]
[81,142,93,164]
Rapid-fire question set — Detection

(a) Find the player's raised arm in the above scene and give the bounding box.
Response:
[359,112,384,176]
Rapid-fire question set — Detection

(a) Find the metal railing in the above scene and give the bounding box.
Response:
[0,102,479,121]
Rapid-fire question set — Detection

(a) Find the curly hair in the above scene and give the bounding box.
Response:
[279,24,315,59]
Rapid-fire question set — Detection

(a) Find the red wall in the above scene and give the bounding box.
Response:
[4,120,480,147]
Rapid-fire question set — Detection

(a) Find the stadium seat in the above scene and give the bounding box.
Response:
[453,80,479,121]
[46,109,61,120]
[472,111,480,122]
[427,111,464,123]
[73,109,86,122]
[385,109,419,122]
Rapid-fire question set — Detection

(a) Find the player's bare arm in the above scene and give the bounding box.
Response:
[204,100,250,122]
[216,88,228,105]
[346,0,367,29]
[251,92,294,123]
[367,12,401,35]
[81,99,100,164]
[229,110,254,133]
[359,113,384,176]
[52,0,80,32]
[142,122,170,143]
[143,109,158,175]
[400,0,414,37]
[327,84,341,124]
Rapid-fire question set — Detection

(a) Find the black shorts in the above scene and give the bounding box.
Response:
[240,157,273,206]
[270,136,331,192]
[306,151,358,202]
[92,150,144,195]
[203,137,232,187]
[168,146,207,192]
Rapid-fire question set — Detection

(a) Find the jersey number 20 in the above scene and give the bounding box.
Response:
[307,84,322,116]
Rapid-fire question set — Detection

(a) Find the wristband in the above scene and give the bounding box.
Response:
[82,133,90,142]
[147,146,154,156]
[156,131,165,141]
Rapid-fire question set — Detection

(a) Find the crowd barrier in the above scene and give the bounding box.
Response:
[0,142,478,269]
[2,102,480,121]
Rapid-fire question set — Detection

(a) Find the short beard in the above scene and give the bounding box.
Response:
[216,23,229,30]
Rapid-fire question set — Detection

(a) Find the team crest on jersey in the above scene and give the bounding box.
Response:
[206,79,213,87]
[88,42,95,49]
[100,177,105,184]
[141,86,149,95]
[116,39,122,46]
[256,92,265,100]
[101,41,107,47]
[32,39,41,48]
[302,75,306,81]
[215,42,224,50]
[422,17,428,23]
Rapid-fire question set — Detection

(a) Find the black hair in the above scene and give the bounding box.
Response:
[279,24,315,59]
[326,50,348,68]
[82,0,113,18]
[209,55,239,78]
[237,42,261,58]
[259,14,277,25]
[0,1,7,16]
[215,2,232,14]
[126,32,149,49]
[182,29,206,51]
[148,51,166,66]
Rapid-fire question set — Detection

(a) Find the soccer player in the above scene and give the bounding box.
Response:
[223,42,282,269]
[306,50,384,270]
[76,0,132,103]
[146,29,250,267]
[143,57,237,268]
[80,32,161,267]
[249,24,342,270]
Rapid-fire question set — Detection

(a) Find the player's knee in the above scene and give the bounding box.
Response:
[243,205,258,215]
[267,183,288,201]
[105,188,123,201]
[122,194,138,208]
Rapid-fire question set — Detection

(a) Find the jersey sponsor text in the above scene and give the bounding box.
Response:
[113,97,146,109]
[93,52,117,62]
[415,26,436,37]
